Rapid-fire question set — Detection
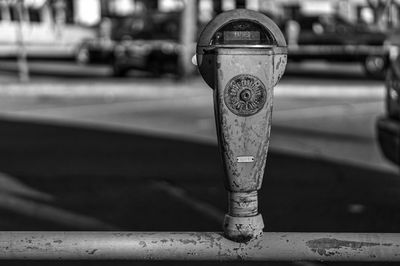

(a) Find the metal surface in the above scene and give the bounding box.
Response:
[214,48,287,241]
[197,9,286,48]
[229,191,258,216]
[207,27,287,241]
[215,48,283,193]
[1,232,400,261]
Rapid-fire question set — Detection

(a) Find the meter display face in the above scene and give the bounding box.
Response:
[212,20,274,45]
[224,31,260,42]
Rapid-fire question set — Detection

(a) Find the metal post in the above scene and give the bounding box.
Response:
[236,0,246,8]
[214,0,223,14]
[179,0,197,77]
[16,0,29,83]
[1,232,400,261]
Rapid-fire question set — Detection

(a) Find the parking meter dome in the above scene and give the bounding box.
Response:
[196,9,287,88]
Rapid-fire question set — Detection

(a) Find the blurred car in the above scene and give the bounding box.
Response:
[77,12,181,77]
[76,38,115,65]
[376,30,400,165]
[111,12,181,77]
[0,2,97,60]
[112,39,180,77]
[287,14,388,79]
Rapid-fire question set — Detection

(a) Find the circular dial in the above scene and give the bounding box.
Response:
[224,74,267,117]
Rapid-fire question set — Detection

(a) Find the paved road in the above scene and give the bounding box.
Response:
[0,62,391,171]
[0,61,398,266]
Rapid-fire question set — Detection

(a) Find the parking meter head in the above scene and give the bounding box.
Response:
[196,9,287,88]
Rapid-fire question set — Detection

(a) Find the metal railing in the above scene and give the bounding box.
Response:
[1,231,400,261]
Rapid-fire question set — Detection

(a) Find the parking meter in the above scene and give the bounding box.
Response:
[196,9,287,242]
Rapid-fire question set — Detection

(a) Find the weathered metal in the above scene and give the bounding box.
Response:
[228,191,258,217]
[215,49,286,193]
[196,9,287,242]
[1,232,400,261]
[213,47,286,241]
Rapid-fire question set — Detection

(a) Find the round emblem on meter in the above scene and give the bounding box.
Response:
[224,74,267,117]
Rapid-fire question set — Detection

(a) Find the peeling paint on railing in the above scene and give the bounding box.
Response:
[1,232,400,261]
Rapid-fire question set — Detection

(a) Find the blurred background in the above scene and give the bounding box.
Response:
[1,0,399,78]
[0,0,400,265]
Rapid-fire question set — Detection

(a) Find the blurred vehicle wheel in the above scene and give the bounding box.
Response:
[363,55,387,79]
[148,59,162,77]
[76,46,90,65]
[112,61,128,77]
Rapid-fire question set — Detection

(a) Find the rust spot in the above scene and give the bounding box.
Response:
[113,232,133,237]
[179,239,197,245]
[219,69,224,81]
[253,240,263,250]
[187,252,197,256]
[276,57,282,70]
[306,238,381,257]
[139,241,147,248]
[86,249,98,255]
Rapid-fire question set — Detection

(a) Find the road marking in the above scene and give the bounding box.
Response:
[0,172,118,230]
[0,192,118,230]
[0,172,53,201]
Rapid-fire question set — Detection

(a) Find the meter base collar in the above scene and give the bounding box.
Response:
[223,214,264,242]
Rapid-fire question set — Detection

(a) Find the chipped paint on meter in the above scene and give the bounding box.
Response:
[224,74,267,117]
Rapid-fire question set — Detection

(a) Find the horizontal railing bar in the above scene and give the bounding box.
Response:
[1,232,400,261]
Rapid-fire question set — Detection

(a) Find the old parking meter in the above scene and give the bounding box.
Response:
[196,9,287,242]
